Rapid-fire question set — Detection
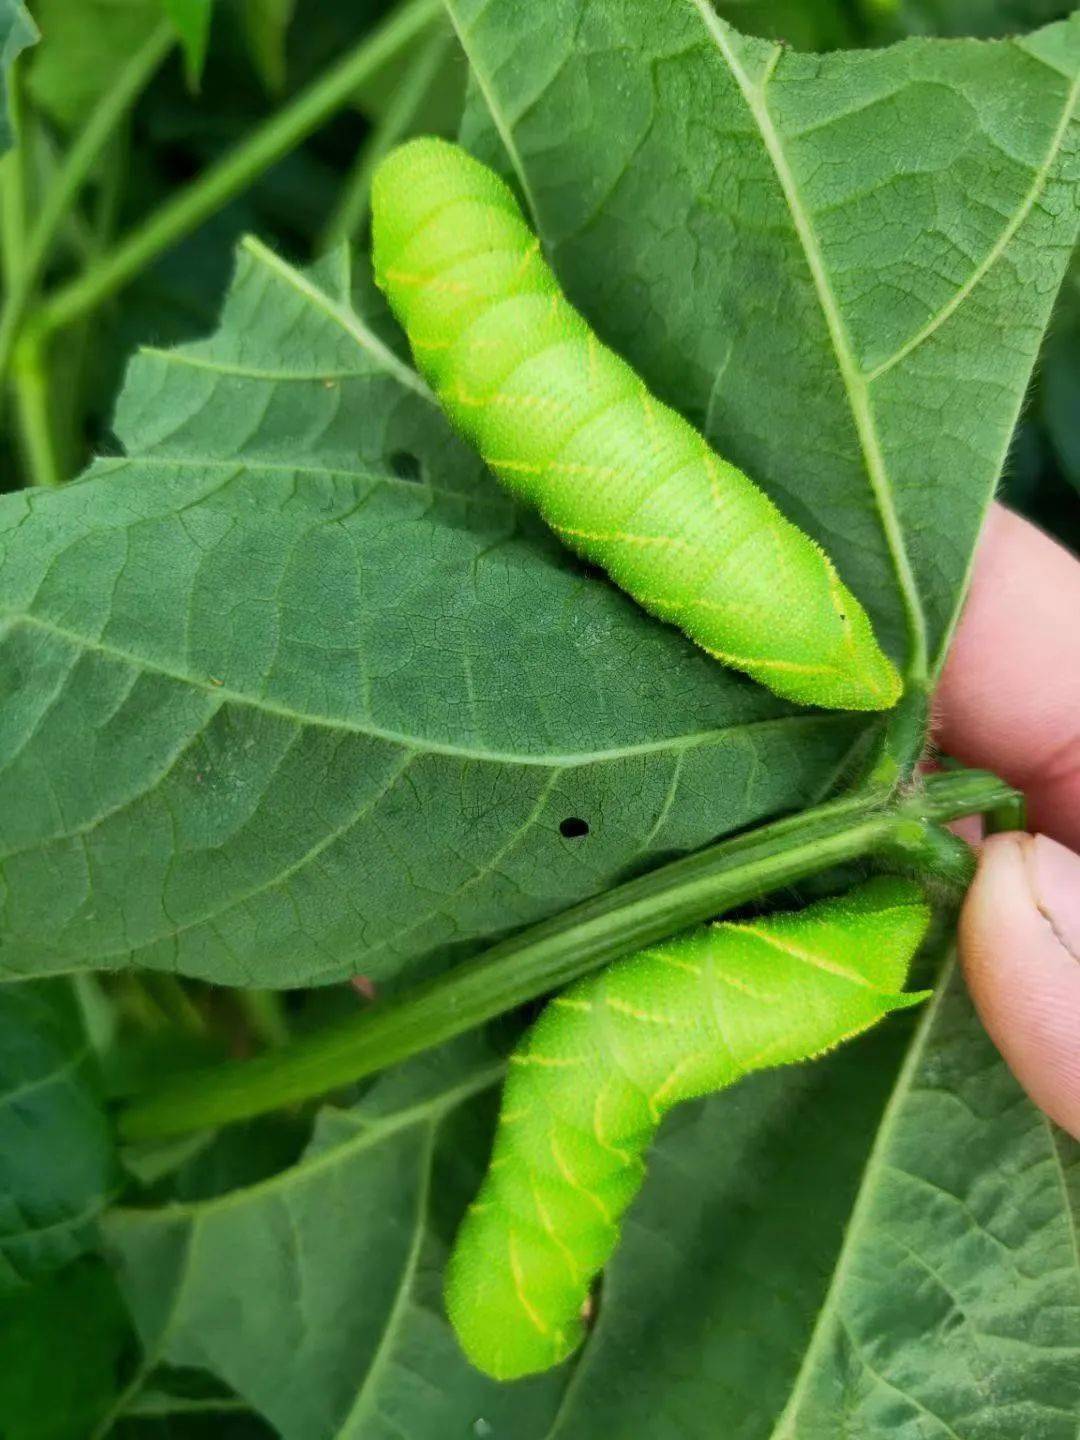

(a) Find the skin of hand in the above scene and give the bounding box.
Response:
[937,505,1080,1140]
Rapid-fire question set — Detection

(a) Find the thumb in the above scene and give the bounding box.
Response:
[960,833,1080,1140]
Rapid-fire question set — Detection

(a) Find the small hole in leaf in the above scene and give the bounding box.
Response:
[389,451,423,483]
[560,817,590,840]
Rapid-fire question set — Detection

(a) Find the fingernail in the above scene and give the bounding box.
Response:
[1025,835,1080,962]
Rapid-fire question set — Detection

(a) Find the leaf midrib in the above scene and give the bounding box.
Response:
[688,2,928,683]
[2,609,844,768]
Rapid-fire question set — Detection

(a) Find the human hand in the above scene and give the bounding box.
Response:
[937,505,1080,1139]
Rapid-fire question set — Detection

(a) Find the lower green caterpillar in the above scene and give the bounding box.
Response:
[371,138,902,712]
[444,876,930,1381]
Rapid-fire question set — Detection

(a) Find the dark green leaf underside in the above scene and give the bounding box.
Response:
[0,242,862,988]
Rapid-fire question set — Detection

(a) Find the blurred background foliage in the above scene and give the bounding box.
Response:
[2,0,1076,543]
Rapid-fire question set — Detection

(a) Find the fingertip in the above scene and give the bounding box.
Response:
[961,833,1080,1139]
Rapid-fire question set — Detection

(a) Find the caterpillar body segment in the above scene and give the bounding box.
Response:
[371,137,902,712]
[443,877,931,1380]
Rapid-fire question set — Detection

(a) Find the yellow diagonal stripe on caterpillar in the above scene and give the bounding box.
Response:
[371,136,902,712]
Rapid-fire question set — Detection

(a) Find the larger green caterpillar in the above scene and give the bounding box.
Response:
[444,877,930,1381]
[371,138,901,712]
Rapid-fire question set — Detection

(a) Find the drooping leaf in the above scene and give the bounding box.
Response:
[104,1038,573,1439]
[453,1,1080,673]
[0,243,862,988]
[100,1025,903,1439]
[161,0,213,88]
[25,0,161,130]
[0,1258,131,1440]
[108,1367,279,1437]
[102,962,1079,1439]
[0,0,35,154]
[0,980,117,1291]
[237,0,295,94]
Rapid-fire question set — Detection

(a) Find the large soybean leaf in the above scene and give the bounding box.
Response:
[104,1039,572,1440]
[104,969,1079,1440]
[0,242,861,987]
[453,2,1080,673]
[102,1025,904,1439]
[0,980,117,1291]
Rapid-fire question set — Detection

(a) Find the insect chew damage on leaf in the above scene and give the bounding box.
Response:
[370,137,903,714]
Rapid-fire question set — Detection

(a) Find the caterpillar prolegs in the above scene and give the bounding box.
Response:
[371,138,902,712]
[444,877,930,1381]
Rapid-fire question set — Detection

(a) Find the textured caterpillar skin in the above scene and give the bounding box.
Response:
[444,877,930,1380]
[371,138,902,712]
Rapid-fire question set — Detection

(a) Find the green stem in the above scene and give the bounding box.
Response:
[913,768,1016,825]
[143,974,208,1037]
[864,681,929,790]
[319,24,452,251]
[31,0,440,343]
[0,24,175,396]
[118,768,1016,1141]
[984,791,1028,836]
[11,329,61,486]
[0,77,29,289]
[237,989,291,1049]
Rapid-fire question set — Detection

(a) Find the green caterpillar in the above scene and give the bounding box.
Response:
[371,138,902,712]
[444,877,930,1381]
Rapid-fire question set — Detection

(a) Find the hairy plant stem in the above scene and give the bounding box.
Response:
[118,767,1016,1141]
[28,0,440,347]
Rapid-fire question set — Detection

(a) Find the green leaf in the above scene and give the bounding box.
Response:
[237,0,295,94]
[769,965,1080,1438]
[0,1259,131,1440]
[520,1020,916,1437]
[161,0,212,88]
[0,242,861,987]
[104,1039,573,1439]
[453,3,1080,679]
[538,966,1080,1438]
[99,1026,903,1437]
[25,0,161,130]
[105,971,1080,1438]
[0,981,117,1292]
[0,0,35,154]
